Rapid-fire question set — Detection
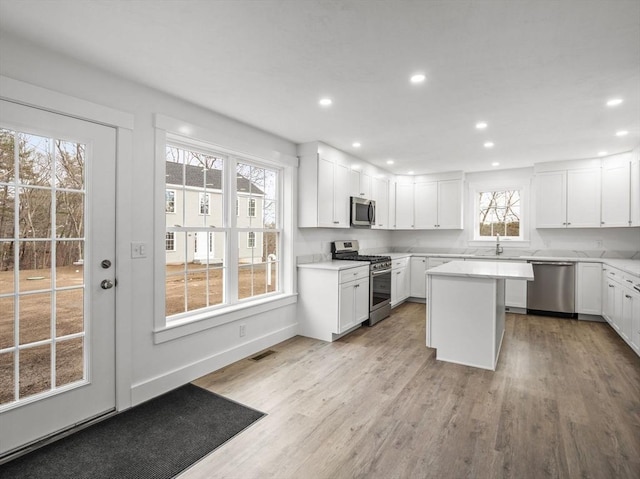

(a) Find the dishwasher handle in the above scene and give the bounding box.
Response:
[529,261,574,266]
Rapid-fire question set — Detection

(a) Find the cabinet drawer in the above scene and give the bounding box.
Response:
[339,266,369,284]
[392,257,409,269]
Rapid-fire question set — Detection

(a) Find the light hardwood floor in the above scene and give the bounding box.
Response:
[185,303,640,479]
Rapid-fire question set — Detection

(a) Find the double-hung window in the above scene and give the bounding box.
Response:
[164,141,281,320]
[475,189,523,240]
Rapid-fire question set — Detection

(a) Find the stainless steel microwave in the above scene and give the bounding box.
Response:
[350,196,376,227]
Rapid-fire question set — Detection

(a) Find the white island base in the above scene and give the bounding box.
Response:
[427,261,534,371]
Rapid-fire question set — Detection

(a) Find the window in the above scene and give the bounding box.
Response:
[165,232,176,251]
[164,142,281,321]
[165,189,175,213]
[199,192,210,215]
[247,231,256,248]
[476,189,521,239]
[247,198,256,217]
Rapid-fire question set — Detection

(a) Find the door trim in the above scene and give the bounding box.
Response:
[1,75,134,413]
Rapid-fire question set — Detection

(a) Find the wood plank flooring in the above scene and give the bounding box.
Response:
[184,303,640,479]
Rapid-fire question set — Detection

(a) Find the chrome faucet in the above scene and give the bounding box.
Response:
[495,234,503,256]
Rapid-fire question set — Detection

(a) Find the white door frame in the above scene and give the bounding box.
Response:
[0,75,135,414]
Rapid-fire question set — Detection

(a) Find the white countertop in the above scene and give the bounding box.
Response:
[296,253,639,277]
[426,260,534,280]
[297,260,369,271]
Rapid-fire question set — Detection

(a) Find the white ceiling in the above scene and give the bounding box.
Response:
[1,0,638,174]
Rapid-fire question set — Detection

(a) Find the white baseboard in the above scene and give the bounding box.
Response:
[130,323,297,407]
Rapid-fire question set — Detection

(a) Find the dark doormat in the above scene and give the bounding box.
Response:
[0,383,265,479]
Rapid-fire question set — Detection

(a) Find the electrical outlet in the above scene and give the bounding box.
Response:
[239,324,246,337]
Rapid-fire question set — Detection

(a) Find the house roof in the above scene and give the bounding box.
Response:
[166,161,264,195]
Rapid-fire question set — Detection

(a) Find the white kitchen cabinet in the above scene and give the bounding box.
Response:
[536,167,601,228]
[536,170,566,228]
[298,141,351,228]
[395,180,414,229]
[298,264,369,342]
[601,156,631,227]
[350,169,371,199]
[437,179,464,229]
[576,262,602,316]
[626,288,640,354]
[339,273,369,333]
[630,152,640,227]
[388,179,397,229]
[601,265,640,356]
[567,168,601,227]
[396,177,463,230]
[410,256,428,298]
[414,181,438,228]
[371,176,389,229]
[391,257,410,307]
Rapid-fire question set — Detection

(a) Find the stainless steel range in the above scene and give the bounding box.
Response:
[331,240,392,326]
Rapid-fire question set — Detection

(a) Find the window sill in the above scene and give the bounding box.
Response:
[153,293,298,344]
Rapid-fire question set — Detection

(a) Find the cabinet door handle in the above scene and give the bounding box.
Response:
[333,221,339,224]
[625,294,632,299]
[601,222,605,225]
[567,222,571,225]
[609,284,614,288]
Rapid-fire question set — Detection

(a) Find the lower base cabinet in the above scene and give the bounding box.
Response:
[391,257,410,307]
[602,266,640,356]
[298,264,369,342]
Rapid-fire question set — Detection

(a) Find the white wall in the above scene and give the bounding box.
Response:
[0,32,299,406]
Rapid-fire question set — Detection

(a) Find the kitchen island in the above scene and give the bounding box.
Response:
[426,260,534,370]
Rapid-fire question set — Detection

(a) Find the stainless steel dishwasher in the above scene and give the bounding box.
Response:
[526,261,577,318]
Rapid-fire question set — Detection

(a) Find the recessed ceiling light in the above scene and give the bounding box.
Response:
[178,126,191,135]
[484,141,494,148]
[352,164,360,170]
[319,98,332,107]
[615,130,629,137]
[352,142,361,148]
[598,151,608,156]
[407,171,414,175]
[606,98,623,107]
[476,122,488,129]
[410,73,426,84]
[386,160,394,165]
[491,162,500,167]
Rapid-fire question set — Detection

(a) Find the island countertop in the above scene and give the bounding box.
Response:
[426,260,534,281]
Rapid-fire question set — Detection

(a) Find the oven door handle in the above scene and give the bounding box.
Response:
[371,269,391,276]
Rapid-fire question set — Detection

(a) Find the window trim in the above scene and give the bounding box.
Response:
[468,181,530,246]
[154,119,293,341]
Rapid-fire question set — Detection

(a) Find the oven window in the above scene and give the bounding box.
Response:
[371,271,391,307]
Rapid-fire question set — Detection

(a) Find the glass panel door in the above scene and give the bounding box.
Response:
[0,100,116,456]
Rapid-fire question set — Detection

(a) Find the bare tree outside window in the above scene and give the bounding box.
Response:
[478,190,520,237]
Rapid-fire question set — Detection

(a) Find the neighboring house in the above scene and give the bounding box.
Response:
[164,161,264,265]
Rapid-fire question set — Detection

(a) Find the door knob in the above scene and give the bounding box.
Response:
[101,279,114,290]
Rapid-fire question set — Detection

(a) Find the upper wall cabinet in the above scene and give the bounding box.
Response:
[350,169,371,199]
[394,174,463,230]
[371,176,389,229]
[298,141,350,228]
[629,148,640,227]
[298,141,392,229]
[602,153,631,227]
[535,167,601,228]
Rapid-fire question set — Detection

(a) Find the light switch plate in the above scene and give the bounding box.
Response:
[131,241,147,259]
